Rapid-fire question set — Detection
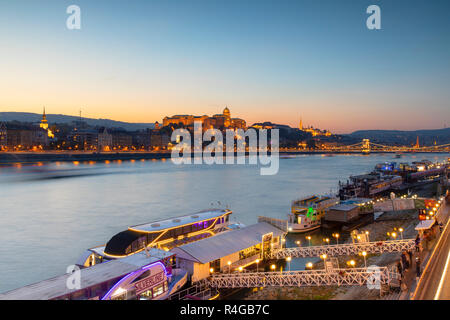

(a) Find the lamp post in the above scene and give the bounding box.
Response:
[362,251,367,268]
[306,262,313,270]
[333,233,340,245]
[227,261,231,274]
[306,236,312,247]
[238,266,243,273]
[256,259,260,273]
[399,228,404,240]
[349,260,356,268]
[286,257,292,272]
[271,264,276,272]
[321,254,327,268]
[365,231,370,242]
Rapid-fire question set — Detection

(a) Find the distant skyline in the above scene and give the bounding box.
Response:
[1,0,450,133]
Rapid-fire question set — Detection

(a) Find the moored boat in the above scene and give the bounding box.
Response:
[77,208,233,267]
[288,194,339,233]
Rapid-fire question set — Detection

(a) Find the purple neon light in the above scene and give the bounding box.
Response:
[101,261,169,300]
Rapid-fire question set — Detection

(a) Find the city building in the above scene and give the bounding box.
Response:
[68,128,98,151]
[97,128,113,151]
[0,122,7,150]
[112,131,133,150]
[150,132,170,150]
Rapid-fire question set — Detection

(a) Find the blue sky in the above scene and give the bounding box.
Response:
[0,0,449,132]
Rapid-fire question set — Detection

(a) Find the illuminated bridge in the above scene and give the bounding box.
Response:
[330,139,450,153]
[268,239,415,259]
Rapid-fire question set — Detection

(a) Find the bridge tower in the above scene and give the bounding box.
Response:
[362,139,370,154]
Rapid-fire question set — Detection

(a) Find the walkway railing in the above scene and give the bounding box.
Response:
[168,282,216,300]
[268,239,415,259]
[223,253,261,273]
[208,267,394,288]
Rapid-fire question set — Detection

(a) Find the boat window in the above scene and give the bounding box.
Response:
[174,227,183,237]
[182,225,192,234]
[152,283,165,298]
[147,233,157,244]
[130,270,150,284]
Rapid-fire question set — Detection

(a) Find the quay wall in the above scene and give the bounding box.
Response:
[0,151,448,165]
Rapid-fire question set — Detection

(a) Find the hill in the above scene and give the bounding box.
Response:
[0,112,155,131]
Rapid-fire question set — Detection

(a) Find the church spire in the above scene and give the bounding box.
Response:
[42,106,47,121]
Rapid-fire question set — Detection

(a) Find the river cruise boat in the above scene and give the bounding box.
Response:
[0,249,187,300]
[288,195,339,233]
[77,208,233,268]
[339,172,403,200]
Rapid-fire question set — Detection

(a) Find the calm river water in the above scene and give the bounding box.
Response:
[0,153,448,292]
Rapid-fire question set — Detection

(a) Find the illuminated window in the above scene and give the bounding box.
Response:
[152,283,165,298]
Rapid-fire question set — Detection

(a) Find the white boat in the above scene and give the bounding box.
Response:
[77,208,233,267]
[288,195,339,233]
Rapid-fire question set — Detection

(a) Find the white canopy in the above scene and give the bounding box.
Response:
[415,219,435,231]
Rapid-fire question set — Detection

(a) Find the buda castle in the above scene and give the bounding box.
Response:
[162,107,246,130]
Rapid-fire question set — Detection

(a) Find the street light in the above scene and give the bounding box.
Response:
[306,262,313,270]
[286,257,292,271]
[332,233,340,245]
[271,264,276,272]
[306,236,312,246]
[210,268,214,274]
[365,231,370,242]
[349,260,356,268]
[361,251,367,268]
[399,228,404,240]
[227,261,231,274]
[296,240,301,246]
[391,232,397,239]
[321,254,327,266]
[238,266,243,272]
[323,238,330,245]
[255,259,260,273]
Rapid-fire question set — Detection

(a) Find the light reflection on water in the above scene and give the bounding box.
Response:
[0,153,448,292]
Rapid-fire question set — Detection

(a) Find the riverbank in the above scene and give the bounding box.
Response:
[1,150,448,165]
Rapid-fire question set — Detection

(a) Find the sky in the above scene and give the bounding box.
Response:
[0,0,449,133]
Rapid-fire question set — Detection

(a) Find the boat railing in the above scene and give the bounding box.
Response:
[257,216,288,232]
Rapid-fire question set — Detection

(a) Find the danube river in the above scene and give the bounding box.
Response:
[0,153,448,292]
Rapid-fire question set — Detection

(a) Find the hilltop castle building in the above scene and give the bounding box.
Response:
[299,117,331,137]
[163,107,246,130]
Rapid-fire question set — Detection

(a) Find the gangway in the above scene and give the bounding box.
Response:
[268,239,415,259]
[207,267,399,290]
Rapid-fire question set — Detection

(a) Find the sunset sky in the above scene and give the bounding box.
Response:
[0,0,449,133]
